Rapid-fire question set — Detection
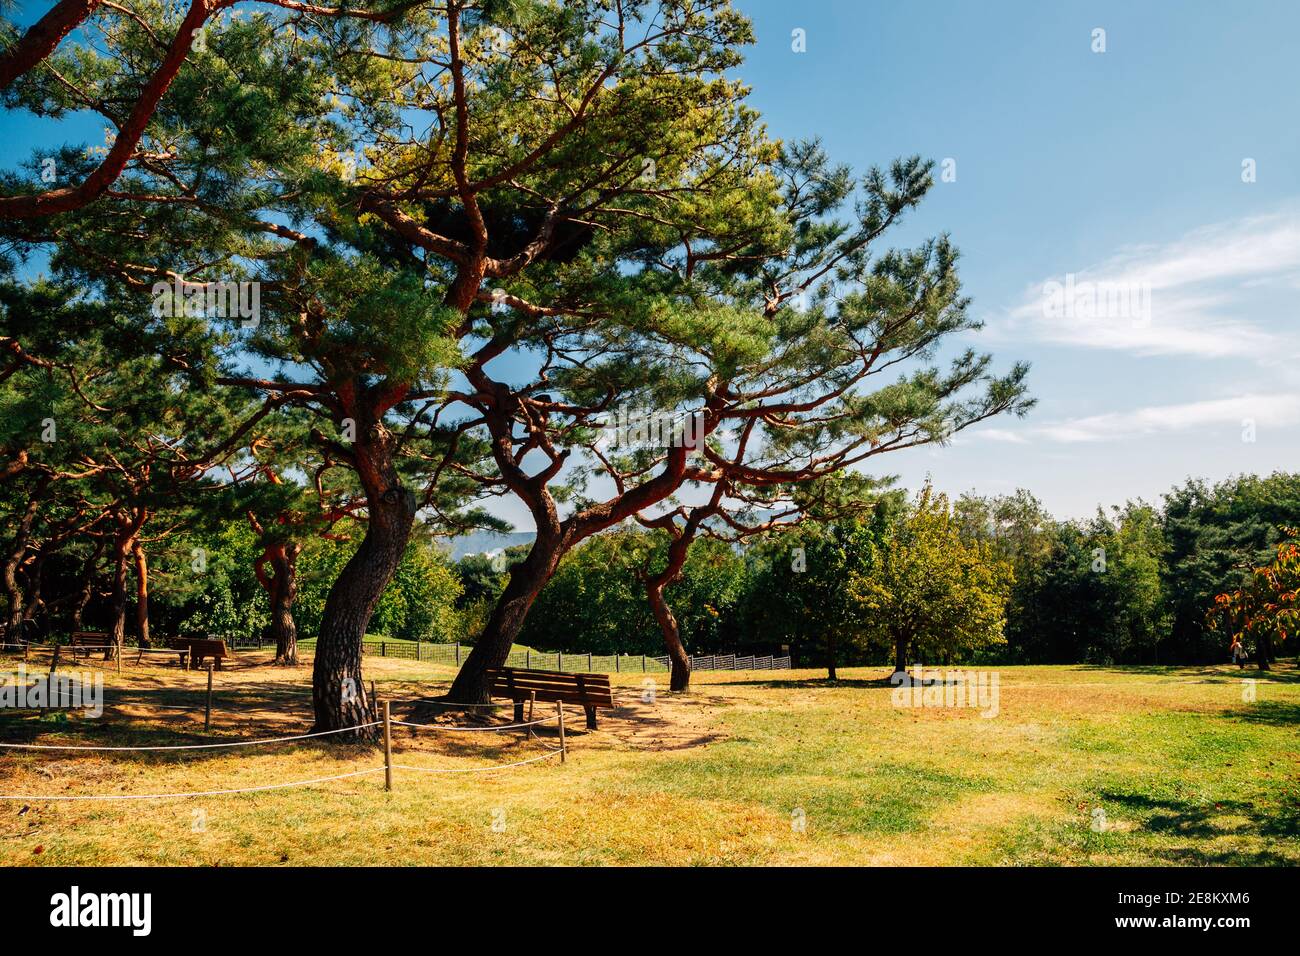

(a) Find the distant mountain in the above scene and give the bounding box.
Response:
[445,529,535,560]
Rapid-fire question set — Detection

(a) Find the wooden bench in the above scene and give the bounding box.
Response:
[169,637,234,670]
[487,666,614,730]
[70,631,115,660]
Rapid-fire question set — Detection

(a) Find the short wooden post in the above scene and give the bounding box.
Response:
[382,700,393,791]
[642,654,646,672]
[381,641,387,658]
[587,652,592,671]
[557,651,562,672]
[415,640,421,662]
[525,648,530,668]
[527,689,536,738]
[556,701,566,763]
[204,663,213,732]
[455,642,461,665]
[615,654,620,673]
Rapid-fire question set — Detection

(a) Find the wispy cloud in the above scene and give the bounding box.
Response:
[974,393,1300,444]
[992,212,1300,359]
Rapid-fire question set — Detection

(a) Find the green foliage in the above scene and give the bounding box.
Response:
[516,531,747,656]
[849,488,1013,668]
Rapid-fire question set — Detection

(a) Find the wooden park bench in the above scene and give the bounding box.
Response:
[487,666,614,730]
[70,631,115,660]
[169,637,234,670]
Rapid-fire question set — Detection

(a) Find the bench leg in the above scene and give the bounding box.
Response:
[513,701,525,724]
[585,706,597,730]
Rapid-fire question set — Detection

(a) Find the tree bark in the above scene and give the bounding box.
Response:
[647,576,691,691]
[892,633,908,675]
[132,540,150,647]
[0,0,103,91]
[108,530,133,655]
[827,629,837,681]
[311,420,414,739]
[1256,634,1273,672]
[445,532,568,705]
[266,542,301,665]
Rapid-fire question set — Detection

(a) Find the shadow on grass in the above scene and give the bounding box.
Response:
[711,676,897,690]
[1100,790,1300,864]
[1073,662,1300,685]
[1220,700,1300,727]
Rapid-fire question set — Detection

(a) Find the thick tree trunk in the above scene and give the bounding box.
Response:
[3,497,39,633]
[827,630,837,681]
[108,531,133,655]
[647,577,690,691]
[132,541,150,647]
[446,534,567,705]
[311,424,415,739]
[1256,634,1273,672]
[269,543,301,665]
[892,634,908,675]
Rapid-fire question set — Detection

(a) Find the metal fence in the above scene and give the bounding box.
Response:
[7,633,794,674]
[294,640,791,673]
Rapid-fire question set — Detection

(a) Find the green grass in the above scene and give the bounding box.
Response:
[1,655,1296,865]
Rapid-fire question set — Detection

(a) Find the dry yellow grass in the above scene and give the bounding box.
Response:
[1,651,1296,865]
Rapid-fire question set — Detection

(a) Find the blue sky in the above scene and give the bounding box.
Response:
[724,0,1300,519]
[5,1,1299,529]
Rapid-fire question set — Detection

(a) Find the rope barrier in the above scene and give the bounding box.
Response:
[387,697,503,708]
[392,749,563,774]
[0,766,388,801]
[390,713,560,732]
[0,722,383,752]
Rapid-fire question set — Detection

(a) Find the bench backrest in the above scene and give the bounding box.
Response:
[487,666,613,708]
[70,631,111,645]
[171,637,231,657]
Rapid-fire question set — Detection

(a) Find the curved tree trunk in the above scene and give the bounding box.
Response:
[269,543,301,665]
[446,533,568,705]
[647,577,690,691]
[311,420,415,739]
[4,496,40,633]
[132,541,150,647]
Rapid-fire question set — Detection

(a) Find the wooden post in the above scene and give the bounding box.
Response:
[615,654,620,673]
[382,700,393,792]
[455,642,460,665]
[525,648,530,669]
[48,642,60,677]
[557,651,562,672]
[526,689,536,738]
[556,701,566,763]
[416,640,421,662]
[204,663,213,732]
[588,652,592,671]
[642,654,646,672]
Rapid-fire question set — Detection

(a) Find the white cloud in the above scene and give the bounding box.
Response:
[993,212,1300,359]
[972,393,1300,444]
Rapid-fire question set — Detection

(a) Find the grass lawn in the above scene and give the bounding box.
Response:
[1,651,1296,865]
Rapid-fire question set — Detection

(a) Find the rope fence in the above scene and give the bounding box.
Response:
[0,698,568,801]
